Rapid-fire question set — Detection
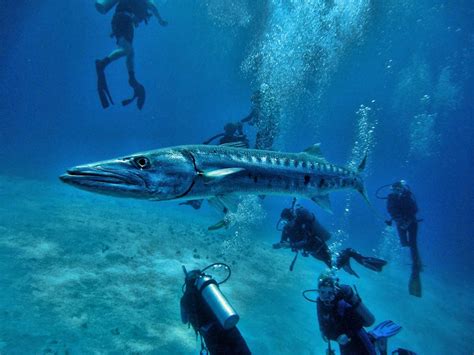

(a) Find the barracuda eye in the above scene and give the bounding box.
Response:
[134,156,151,169]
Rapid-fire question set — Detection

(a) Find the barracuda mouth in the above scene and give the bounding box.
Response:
[60,167,144,189]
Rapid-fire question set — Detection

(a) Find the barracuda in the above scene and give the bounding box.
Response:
[60,143,367,215]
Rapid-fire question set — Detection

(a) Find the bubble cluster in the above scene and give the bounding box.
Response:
[347,103,378,172]
[241,0,371,147]
[221,196,267,254]
[203,0,252,29]
[392,58,461,161]
[339,102,378,224]
[376,226,402,265]
[409,112,440,159]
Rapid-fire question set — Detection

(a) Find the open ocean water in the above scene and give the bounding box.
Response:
[1,1,473,354]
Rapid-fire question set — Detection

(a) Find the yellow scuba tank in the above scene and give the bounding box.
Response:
[95,0,119,14]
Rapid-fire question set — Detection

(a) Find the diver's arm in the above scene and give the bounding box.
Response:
[147,0,168,26]
[241,109,256,124]
[290,240,307,249]
[339,285,375,327]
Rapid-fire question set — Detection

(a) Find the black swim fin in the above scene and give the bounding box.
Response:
[336,250,360,277]
[392,348,417,355]
[123,71,146,110]
[337,248,387,276]
[409,271,422,297]
[357,256,387,272]
[95,59,114,109]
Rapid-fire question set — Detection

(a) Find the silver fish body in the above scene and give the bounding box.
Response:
[60,144,366,209]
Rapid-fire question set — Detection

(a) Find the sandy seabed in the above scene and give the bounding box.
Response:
[0,175,472,354]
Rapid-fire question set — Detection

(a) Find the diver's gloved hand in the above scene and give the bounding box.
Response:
[159,18,168,26]
[336,334,351,345]
[272,242,282,249]
[385,219,392,226]
[339,285,361,307]
[321,333,328,342]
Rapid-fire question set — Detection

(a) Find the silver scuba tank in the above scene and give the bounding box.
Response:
[195,275,239,330]
[95,0,119,14]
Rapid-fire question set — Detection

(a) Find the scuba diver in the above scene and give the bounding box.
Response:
[273,201,387,276]
[203,122,250,147]
[303,272,407,355]
[180,264,251,355]
[241,85,279,150]
[377,180,423,297]
[94,0,168,110]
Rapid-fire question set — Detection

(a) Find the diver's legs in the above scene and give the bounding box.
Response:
[125,45,135,73]
[308,240,332,268]
[396,225,409,247]
[408,222,421,272]
[342,248,387,272]
[100,38,133,67]
[122,69,146,110]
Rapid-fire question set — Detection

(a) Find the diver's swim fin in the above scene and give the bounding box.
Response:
[342,260,360,278]
[123,73,146,110]
[357,256,387,272]
[369,320,402,355]
[337,248,386,276]
[348,249,387,272]
[335,249,360,277]
[392,348,417,355]
[369,320,402,339]
[95,59,114,109]
[409,271,422,297]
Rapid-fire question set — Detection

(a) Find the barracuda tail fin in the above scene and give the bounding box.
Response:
[355,154,370,205]
[357,184,370,206]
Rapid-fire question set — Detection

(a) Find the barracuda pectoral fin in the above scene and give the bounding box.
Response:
[311,195,333,214]
[207,194,240,231]
[208,219,230,231]
[201,168,245,184]
[303,143,327,162]
[208,194,239,214]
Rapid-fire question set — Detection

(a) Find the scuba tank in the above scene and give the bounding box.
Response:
[195,274,239,329]
[95,0,119,14]
[183,264,239,330]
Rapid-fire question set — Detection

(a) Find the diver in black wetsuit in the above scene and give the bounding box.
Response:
[95,0,168,110]
[180,266,251,355]
[273,204,387,276]
[203,122,250,147]
[241,86,279,150]
[316,273,376,355]
[311,273,416,355]
[385,180,422,297]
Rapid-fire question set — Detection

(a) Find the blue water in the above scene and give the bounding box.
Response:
[1,1,473,354]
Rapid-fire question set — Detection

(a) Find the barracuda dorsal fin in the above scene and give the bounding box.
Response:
[311,195,333,214]
[219,141,248,148]
[201,168,245,183]
[357,154,367,172]
[303,143,327,162]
